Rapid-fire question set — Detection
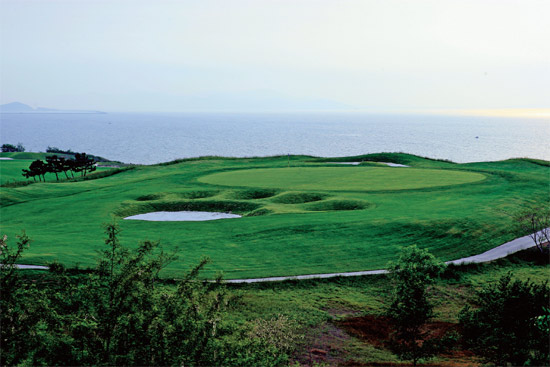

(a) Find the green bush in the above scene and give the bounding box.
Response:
[460,273,550,366]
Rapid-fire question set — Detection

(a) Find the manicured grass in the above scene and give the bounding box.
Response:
[199,167,486,191]
[1,153,548,278]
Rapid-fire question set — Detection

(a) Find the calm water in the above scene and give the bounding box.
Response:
[1,112,548,164]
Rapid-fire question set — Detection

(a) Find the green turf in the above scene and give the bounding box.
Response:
[1,153,548,278]
[199,167,486,191]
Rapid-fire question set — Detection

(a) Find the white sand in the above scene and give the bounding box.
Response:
[124,211,241,221]
[329,161,409,167]
[0,157,14,160]
[378,162,409,167]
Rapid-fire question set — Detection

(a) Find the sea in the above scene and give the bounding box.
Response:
[1,112,549,165]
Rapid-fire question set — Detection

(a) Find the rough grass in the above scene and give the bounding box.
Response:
[305,199,370,211]
[232,188,278,200]
[271,192,328,204]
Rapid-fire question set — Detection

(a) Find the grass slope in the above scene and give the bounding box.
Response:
[1,153,548,278]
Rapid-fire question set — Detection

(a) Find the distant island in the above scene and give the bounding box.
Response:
[0,102,105,114]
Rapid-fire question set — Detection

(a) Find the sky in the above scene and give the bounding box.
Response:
[0,0,549,112]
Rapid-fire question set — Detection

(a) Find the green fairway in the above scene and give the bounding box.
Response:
[1,153,548,279]
[199,167,486,191]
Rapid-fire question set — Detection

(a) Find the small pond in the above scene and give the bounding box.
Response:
[124,211,242,222]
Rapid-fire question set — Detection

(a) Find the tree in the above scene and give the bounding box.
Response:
[460,273,550,366]
[45,155,64,180]
[517,206,550,254]
[74,152,96,176]
[385,245,446,367]
[1,143,25,152]
[22,159,47,182]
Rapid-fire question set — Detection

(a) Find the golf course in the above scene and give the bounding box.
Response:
[1,152,548,279]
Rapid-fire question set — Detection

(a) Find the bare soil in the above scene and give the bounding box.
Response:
[293,315,480,366]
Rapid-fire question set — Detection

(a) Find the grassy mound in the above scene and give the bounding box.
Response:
[136,193,164,201]
[271,192,328,204]
[233,188,278,200]
[245,208,274,217]
[199,167,486,191]
[178,190,219,199]
[136,190,219,201]
[305,199,370,211]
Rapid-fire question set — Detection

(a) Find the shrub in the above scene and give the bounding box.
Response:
[460,273,550,366]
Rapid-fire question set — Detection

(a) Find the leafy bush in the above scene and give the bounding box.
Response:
[0,226,301,366]
[385,245,447,366]
[460,273,550,366]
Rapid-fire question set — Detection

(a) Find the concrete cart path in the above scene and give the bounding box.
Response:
[11,229,547,282]
[225,230,547,283]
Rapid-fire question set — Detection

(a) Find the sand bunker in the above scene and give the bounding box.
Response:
[124,211,241,221]
[329,161,409,167]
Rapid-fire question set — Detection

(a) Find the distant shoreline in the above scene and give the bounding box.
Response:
[0,112,106,114]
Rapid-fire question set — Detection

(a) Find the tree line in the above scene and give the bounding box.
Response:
[22,153,96,182]
[1,143,25,152]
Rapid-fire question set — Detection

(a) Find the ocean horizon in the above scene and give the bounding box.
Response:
[1,111,548,164]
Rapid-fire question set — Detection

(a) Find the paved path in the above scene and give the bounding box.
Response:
[10,264,49,270]
[12,230,546,282]
[225,230,547,283]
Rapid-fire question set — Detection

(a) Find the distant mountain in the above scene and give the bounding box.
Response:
[0,102,35,112]
[0,102,105,114]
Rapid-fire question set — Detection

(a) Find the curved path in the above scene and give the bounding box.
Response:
[225,230,547,283]
[12,230,547,282]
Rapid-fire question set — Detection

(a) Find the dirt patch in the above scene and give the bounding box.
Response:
[335,315,480,367]
[338,315,392,348]
[293,322,351,366]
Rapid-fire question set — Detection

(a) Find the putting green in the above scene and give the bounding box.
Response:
[199,167,486,191]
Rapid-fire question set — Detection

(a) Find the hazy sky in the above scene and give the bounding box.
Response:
[1,0,549,112]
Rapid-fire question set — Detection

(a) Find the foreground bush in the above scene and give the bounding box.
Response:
[460,273,549,366]
[0,225,296,366]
